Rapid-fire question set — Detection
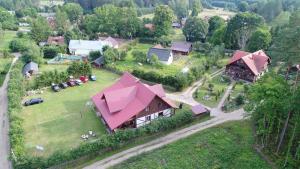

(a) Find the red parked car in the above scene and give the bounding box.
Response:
[80,76,88,83]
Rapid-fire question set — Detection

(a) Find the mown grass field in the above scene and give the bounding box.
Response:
[0,31,17,50]
[0,57,12,86]
[112,121,271,169]
[194,75,230,107]
[21,67,119,157]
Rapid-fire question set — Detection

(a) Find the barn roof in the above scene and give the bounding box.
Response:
[228,50,270,75]
[91,72,176,130]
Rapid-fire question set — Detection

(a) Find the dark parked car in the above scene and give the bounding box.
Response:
[59,82,68,89]
[51,83,61,92]
[75,79,83,86]
[24,98,44,106]
[67,80,76,87]
[89,75,96,81]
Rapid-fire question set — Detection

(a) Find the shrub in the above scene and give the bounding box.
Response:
[43,46,59,59]
[132,50,147,63]
[67,62,92,78]
[235,94,245,106]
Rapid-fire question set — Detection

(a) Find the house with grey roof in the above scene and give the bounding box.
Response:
[147,46,173,65]
[92,56,104,68]
[69,40,111,56]
[22,62,39,76]
[171,41,192,55]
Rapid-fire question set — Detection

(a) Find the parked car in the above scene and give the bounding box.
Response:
[67,80,76,87]
[75,79,83,85]
[24,98,43,106]
[59,82,68,89]
[51,83,61,92]
[89,75,96,81]
[80,76,88,83]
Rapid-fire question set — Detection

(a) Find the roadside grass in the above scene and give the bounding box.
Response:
[0,31,17,50]
[194,75,230,107]
[68,105,212,169]
[0,57,13,86]
[21,68,119,157]
[112,121,271,169]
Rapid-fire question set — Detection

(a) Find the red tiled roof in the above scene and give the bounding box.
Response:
[47,36,65,45]
[227,50,270,75]
[192,104,208,115]
[92,72,176,130]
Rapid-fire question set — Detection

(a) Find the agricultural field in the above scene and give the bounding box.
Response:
[269,11,291,28]
[112,121,271,169]
[0,31,17,51]
[194,75,231,107]
[21,67,119,156]
[198,8,236,21]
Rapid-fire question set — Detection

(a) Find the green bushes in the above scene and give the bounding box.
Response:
[132,67,204,91]
[34,70,69,89]
[13,111,194,169]
[7,61,26,162]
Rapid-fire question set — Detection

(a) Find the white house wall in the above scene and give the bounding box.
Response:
[136,108,172,128]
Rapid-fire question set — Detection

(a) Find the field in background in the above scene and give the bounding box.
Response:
[198,8,236,21]
[112,121,271,169]
[0,31,17,51]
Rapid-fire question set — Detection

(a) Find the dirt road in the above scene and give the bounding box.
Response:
[83,109,245,169]
[0,54,19,169]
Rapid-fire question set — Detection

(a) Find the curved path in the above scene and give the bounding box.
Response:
[0,54,20,169]
[84,68,247,169]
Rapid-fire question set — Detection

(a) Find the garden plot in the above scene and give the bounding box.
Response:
[223,82,248,112]
[194,75,231,107]
[21,69,119,156]
[110,43,213,76]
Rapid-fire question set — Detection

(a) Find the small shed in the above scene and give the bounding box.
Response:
[92,56,104,68]
[191,104,210,117]
[22,62,39,76]
[171,42,192,55]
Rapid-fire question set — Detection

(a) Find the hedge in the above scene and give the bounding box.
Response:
[132,67,204,91]
[13,111,194,169]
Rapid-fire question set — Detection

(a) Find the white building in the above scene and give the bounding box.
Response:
[69,40,111,56]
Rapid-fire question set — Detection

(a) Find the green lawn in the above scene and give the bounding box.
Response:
[0,31,17,50]
[112,121,271,169]
[0,57,12,86]
[194,75,231,107]
[21,68,119,157]
[111,43,212,76]
[39,64,69,72]
[170,29,186,41]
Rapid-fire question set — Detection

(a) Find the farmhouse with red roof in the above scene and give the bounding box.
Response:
[92,72,177,132]
[225,50,271,82]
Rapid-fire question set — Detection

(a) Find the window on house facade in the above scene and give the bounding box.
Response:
[158,112,164,117]
[145,115,151,121]
[145,106,149,112]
